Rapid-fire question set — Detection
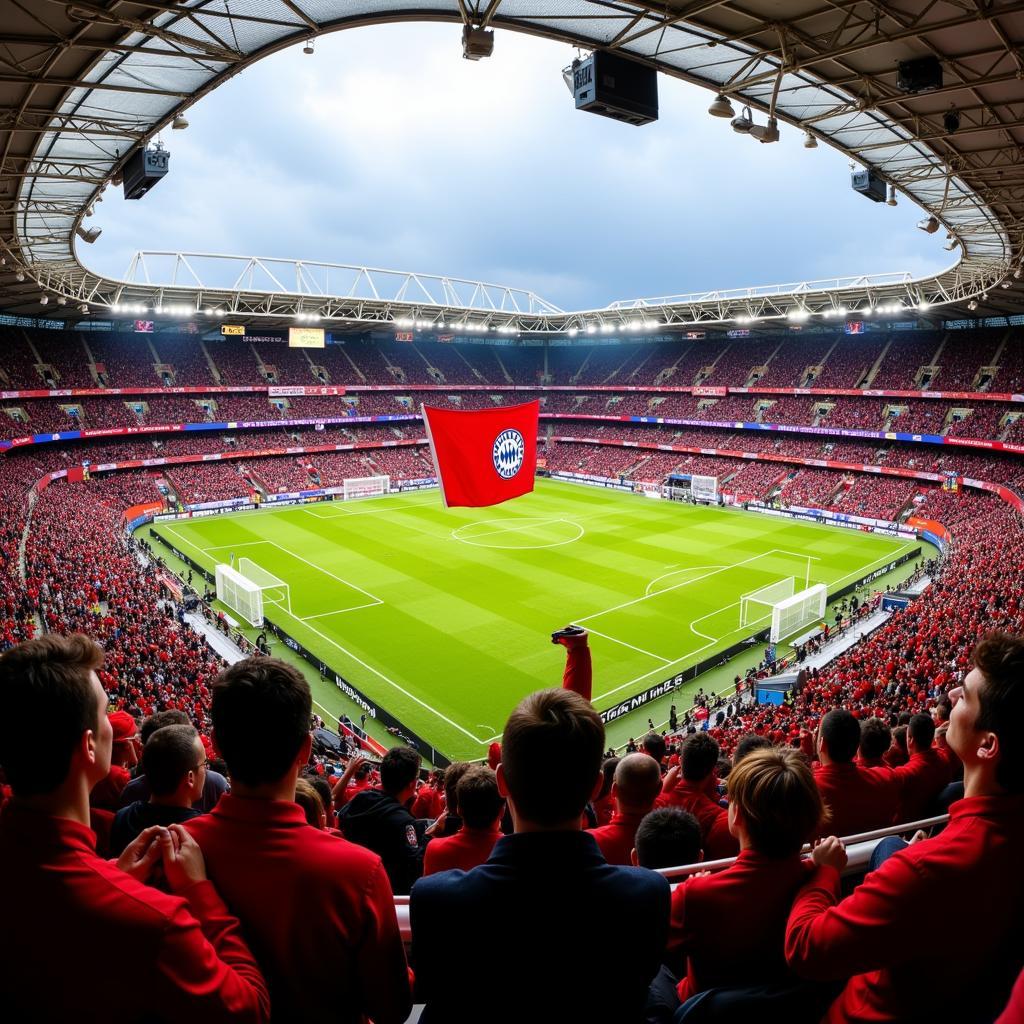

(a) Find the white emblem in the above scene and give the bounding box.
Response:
[492,429,525,479]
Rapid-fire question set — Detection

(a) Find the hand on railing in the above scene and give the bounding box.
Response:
[811,836,848,873]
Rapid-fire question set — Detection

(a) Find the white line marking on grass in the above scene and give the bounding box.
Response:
[451,518,584,550]
[645,566,724,598]
[159,526,490,747]
[577,549,787,624]
[300,602,383,619]
[582,625,672,664]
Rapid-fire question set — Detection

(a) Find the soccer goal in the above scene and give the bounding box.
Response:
[237,558,291,611]
[343,474,390,501]
[739,578,795,629]
[770,584,828,643]
[690,474,719,502]
[215,564,265,627]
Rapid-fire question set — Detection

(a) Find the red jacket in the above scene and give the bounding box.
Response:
[655,778,738,859]
[669,849,815,1001]
[0,801,269,1023]
[187,794,411,1024]
[887,748,951,823]
[411,785,443,820]
[812,762,900,838]
[996,965,1024,1024]
[424,826,502,875]
[786,794,1024,1023]
[587,809,647,866]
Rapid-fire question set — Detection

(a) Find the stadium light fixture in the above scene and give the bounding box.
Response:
[917,216,940,234]
[15,271,25,282]
[749,118,780,144]
[303,39,315,55]
[730,105,754,134]
[600,323,614,334]
[943,107,960,134]
[172,115,189,130]
[1000,281,1012,289]
[76,225,102,244]
[1015,267,1022,280]
[39,295,48,305]
[968,299,978,310]
[943,237,959,251]
[567,327,578,337]
[802,132,818,149]
[787,308,810,322]
[78,304,89,314]
[708,94,734,118]
[917,301,930,311]
[887,185,897,207]
[57,296,66,306]
[585,324,597,334]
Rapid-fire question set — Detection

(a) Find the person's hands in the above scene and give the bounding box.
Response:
[662,764,680,789]
[115,825,166,882]
[425,810,448,837]
[161,823,207,892]
[908,829,929,845]
[811,836,848,872]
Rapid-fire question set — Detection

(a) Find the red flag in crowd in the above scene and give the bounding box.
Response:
[421,400,539,508]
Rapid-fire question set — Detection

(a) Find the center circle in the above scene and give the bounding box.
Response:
[451,517,584,550]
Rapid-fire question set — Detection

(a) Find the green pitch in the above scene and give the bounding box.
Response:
[152,480,918,761]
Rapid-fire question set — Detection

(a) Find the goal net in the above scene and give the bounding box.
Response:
[215,564,265,627]
[771,583,828,643]
[739,578,795,628]
[690,474,718,501]
[343,474,390,501]
[237,558,290,610]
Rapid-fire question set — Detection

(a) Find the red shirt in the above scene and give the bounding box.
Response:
[812,762,900,838]
[587,810,646,866]
[423,826,502,875]
[187,794,410,1024]
[670,849,815,1001]
[0,801,269,1023]
[655,778,738,859]
[411,785,443,820]
[887,748,951,823]
[786,794,1024,1023]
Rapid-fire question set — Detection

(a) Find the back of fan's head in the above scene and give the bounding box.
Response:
[0,635,104,797]
[634,807,702,870]
[819,709,861,764]
[971,631,1024,793]
[455,766,503,829]
[143,725,199,797]
[500,688,604,827]
[211,657,311,786]
[727,747,825,859]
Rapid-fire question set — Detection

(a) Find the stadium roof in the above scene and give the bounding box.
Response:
[1,0,1023,331]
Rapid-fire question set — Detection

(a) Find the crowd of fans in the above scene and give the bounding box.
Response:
[1,327,1024,1020]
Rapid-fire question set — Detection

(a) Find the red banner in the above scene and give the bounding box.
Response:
[422,400,539,508]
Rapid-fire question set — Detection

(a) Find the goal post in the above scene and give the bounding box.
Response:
[690,474,718,502]
[343,474,390,501]
[771,583,828,643]
[237,558,290,610]
[215,563,265,627]
[739,577,795,628]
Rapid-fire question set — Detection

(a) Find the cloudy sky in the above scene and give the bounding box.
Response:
[86,24,949,311]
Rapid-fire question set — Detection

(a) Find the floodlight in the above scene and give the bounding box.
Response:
[708,94,734,118]
[749,118,780,144]
[1000,281,1012,289]
[76,225,102,243]
[917,216,940,234]
[57,296,67,306]
[731,106,754,134]
[803,132,818,149]
[172,114,189,130]
[968,299,978,310]
[887,185,897,207]
[943,108,960,134]
[943,237,959,251]
[567,327,578,337]
[39,295,49,305]
[78,304,89,313]
[15,271,24,282]
[303,39,315,55]
[1015,267,1022,280]
[917,301,930,311]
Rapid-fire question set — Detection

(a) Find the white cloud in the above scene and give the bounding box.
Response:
[86,23,949,308]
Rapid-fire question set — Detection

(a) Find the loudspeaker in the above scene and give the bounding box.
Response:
[851,169,887,203]
[897,56,942,93]
[573,51,658,126]
[123,146,169,200]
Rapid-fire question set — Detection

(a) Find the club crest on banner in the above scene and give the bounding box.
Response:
[493,429,525,479]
